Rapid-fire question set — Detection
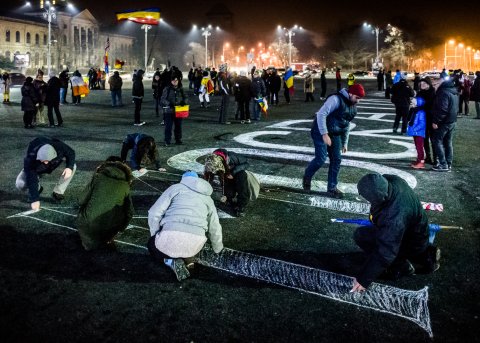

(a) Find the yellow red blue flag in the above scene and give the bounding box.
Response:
[284,67,294,95]
[116,8,161,25]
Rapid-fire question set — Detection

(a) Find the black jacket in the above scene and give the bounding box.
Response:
[132,77,144,98]
[23,137,76,203]
[215,149,249,176]
[357,175,429,288]
[432,80,459,125]
[391,79,415,107]
[21,83,38,111]
[45,76,61,106]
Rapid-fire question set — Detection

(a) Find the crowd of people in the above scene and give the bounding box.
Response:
[10,60,480,293]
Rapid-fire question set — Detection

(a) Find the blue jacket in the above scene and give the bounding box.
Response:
[406,108,426,137]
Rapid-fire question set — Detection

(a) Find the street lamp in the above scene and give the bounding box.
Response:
[201,25,219,68]
[43,1,56,76]
[363,22,382,70]
[444,39,455,68]
[222,42,229,63]
[279,25,303,67]
[140,24,152,71]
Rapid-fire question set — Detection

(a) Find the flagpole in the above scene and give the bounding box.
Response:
[141,25,152,71]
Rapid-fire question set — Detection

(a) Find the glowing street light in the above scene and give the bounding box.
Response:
[201,25,219,68]
[363,22,383,70]
[444,39,455,68]
[279,25,303,67]
[43,1,56,76]
[140,24,152,70]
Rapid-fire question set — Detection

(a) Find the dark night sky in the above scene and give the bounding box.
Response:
[5,1,480,47]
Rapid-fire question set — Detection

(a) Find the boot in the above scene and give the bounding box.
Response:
[206,102,210,108]
[302,176,311,191]
[200,102,205,108]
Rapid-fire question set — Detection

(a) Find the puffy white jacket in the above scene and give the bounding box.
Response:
[148,176,223,253]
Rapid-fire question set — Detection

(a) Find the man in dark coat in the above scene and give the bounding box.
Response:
[351,173,441,292]
[21,77,38,128]
[391,76,415,134]
[77,157,134,250]
[234,71,253,123]
[16,137,76,210]
[45,73,63,127]
[377,69,384,91]
[59,68,70,104]
[431,78,459,171]
[132,69,145,126]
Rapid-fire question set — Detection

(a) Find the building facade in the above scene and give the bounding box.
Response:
[0,6,135,73]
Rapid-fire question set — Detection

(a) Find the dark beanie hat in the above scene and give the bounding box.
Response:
[348,83,365,98]
[357,173,388,205]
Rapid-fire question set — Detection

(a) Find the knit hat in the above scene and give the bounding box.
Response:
[357,173,388,205]
[182,170,198,178]
[36,144,57,161]
[204,154,225,174]
[348,83,365,98]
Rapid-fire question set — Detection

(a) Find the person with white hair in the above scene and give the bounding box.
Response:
[16,137,76,210]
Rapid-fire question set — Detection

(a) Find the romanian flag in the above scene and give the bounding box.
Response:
[116,8,161,25]
[114,59,125,69]
[174,105,189,118]
[256,97,268,116]
[284,67,294,95]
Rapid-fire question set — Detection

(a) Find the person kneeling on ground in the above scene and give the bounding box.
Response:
[77,156,134,251]
[203,148,259,217]
[147,171,224,281]
[351,173,441,292]
[16,136,76,210]
[120,133,166,174]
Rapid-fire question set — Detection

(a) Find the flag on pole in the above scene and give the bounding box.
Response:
[116,8,161,25]
[104,37,110,73]
[284,67,294,95]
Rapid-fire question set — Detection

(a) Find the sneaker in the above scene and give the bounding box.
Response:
[48,124,56,128]
[246,119,251,123]
[327,188,344,199]
[411,161,425,169]
[432,164,450,172]
[240,120,245,124]
[52,192,65,201]
[160,120,165,126]
[302,176,311,191]
[447,163,451,171]
[164,258,190,281]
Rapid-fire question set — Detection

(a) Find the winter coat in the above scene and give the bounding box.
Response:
[251,76,266,97]
[148,176,223,253]
[470,77,480,102]
[432,80,459,125]
[45,76,61,106]
[214,148,249,176]
[416,78,436,126]
[234,76,252,101]
[391,79,415,107]
[357,174,429,288]
[21,83,38,111]
[33,79,47,103]
[59,70,70,88]
[267,74,281,93]
[459,77,472,98]
[304,75,315,93]
[77,161,134,250]
[108,74,123,91]
[132,76,144,98]
[23,137,75,203]
[160,84,186,114]
[406,106,426,137]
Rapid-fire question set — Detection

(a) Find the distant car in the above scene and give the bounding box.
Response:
[352,70,369,77]
[8,72,26,87]
[420,71,441,79]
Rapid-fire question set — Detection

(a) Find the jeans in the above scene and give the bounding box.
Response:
[60,87,67,103]
[164,111,182,144]
[133,98,142,124]
[218,94,229,123]
[393,105,409,133]
[432,122,455,167]
[304,130,343,191]
[111,89,122,106]
[252,101,261,120]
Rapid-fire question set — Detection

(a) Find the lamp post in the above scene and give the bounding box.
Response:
[43,1,56,76]
[280,25,302,67]
[363,22,382,71]
[444,39,455,68]
[140,24,152,71]
[201,25,213,67]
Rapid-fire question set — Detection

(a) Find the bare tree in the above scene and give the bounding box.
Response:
[184,42,206,68]
[331,40,373,70]
[269,39,298,67]
[381,25,414,70]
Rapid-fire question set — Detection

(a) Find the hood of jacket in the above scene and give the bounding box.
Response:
[438,79,458,95]
[97,162,132,183]
[180,176,213,196]
[357,173,389,206]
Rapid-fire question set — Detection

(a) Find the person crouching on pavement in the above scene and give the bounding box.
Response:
[77,156,134,251]
[147,171,224,281]
[350,173,441,292]
[203,149,259,217]
[16,136,76,210]
[120,133,166,173]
